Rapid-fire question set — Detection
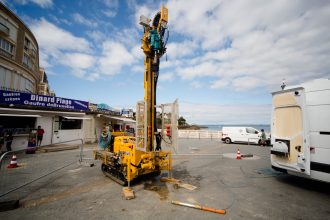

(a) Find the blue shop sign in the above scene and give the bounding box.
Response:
[0,90,89,111]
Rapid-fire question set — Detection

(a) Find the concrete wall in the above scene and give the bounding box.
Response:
[83,115,96,143]
[52,129,84,145]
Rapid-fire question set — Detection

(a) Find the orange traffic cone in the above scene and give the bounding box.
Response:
[236,149,241,160]
[7,155,18,168]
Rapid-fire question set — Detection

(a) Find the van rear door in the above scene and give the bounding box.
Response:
[271,87,310,175]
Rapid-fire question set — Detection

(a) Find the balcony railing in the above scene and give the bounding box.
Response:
[0,48,13,58]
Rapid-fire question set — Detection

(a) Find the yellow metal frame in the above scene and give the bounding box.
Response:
[94,6,171,184]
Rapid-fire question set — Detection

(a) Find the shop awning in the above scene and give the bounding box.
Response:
[0,114,41,117]
[63,116,91,120]
[100,115,136,123]
[0,107,85,116]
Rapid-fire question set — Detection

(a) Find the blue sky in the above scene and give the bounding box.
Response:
[2,0,330,124]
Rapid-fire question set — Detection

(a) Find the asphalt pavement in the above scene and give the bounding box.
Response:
[0,139,329,219]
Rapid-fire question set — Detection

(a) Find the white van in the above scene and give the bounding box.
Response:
[221,127,262,144]
[271,78,330,183]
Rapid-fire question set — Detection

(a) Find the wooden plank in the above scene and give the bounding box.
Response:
[122,187,135,200]
[177,183,197,191]
[161,177,197,191]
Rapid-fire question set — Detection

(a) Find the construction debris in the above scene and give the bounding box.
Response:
[160,177,197,191]
[171,200,226,215]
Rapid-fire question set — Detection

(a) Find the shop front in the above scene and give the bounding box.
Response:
[0,90,89,151]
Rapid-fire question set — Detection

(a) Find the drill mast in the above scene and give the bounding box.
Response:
[139,6,168,152]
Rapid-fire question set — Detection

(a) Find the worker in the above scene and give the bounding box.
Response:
[5,131,13,151]
[37,126,45,146]
[260,129,267,146]
[155,132,162,151]
[99,127,111,150]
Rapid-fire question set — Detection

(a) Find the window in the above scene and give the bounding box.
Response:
[19,76,34,93]
[24,37,30,50]
[0,65,35,92]
[0,65,11,89]
[0,37,14,58]
[0,15,10,35]
[23,53,32,69]
[59,117,82,130]
[246,127,258,134]
[25,79,33,92]
[0,116,36,134]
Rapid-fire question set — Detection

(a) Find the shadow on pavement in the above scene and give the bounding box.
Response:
[275,175,330,194]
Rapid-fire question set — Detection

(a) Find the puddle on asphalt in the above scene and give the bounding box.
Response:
[172,164,202,188]
[255,167,284,177]
[143,179,169,200]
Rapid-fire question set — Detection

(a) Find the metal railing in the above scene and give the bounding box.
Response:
[178,130,222,140]
[0,139,84,198]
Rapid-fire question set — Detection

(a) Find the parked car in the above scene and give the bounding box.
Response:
[221,127,270,145]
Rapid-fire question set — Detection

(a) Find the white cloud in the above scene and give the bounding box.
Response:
[30,19,141,80]
[14,0,53,8]
[86,72,100,81]
[178,62,218,80]
[232,77,261,91]
[30,19,99,79]
[58,53,95,70]
[210,80,229,89]
[71,69,86,78]
[102,10,117,18]
[103,0,118,8]
[86,30,106,43]
[190,81,203,89]
[30,18,91,55]
[134,5,159,28]
[166,40,198,59]
[180,102,271,124]
[144,0,330,91]
[39,51,50,68]
[72,13,98,28]
[101,0,118,17]
[24,0,330,106]
[131,65,144,73]
[98,40,135,75]
[159,73,174,82]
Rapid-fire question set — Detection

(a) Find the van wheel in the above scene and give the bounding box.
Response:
[224,138,231,144]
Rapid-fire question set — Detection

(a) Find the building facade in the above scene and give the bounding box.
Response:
[0,2,51,95]
[0,3,135,152]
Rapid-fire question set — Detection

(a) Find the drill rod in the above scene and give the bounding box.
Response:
[171,200,226,215]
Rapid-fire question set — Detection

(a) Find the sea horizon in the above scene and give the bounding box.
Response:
[199,124,271,133]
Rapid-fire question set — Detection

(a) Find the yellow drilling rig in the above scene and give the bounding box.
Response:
[94,6,178,185]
